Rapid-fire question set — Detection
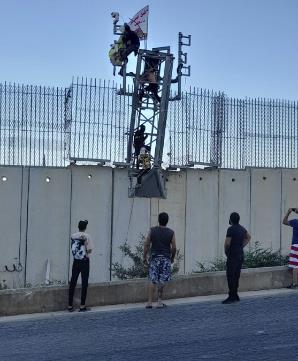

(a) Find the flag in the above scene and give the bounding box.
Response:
[128,5,149,40]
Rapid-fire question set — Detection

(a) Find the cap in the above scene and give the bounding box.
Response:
[78,220,88,229]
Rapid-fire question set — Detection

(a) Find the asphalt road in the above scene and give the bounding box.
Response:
[0,291,298,361]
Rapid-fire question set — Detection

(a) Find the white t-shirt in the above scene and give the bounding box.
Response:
[71,231,93,259]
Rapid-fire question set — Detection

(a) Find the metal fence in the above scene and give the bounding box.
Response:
[0,79,297,169]
[68,78,131,164]
[168,89,298,168]
[0,82,67,167]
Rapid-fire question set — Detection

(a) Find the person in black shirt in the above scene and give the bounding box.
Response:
[143,212,176,308]
[222,212,251,304]
[119,23,140,76]
[133,125,148,167]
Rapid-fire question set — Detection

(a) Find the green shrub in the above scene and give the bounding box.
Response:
[194,242,288,273]
[111,234,183,280]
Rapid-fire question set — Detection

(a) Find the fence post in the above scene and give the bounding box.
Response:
[64,87,72,164]
[210,92,225,167]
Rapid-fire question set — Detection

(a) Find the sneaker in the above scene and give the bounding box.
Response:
[286,283,298,289]
[235,294,240,301]
[79,307,89,312]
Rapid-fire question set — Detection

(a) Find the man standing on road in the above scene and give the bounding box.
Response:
[68,220,93,312]
[143,212,176,308]
[282,208,298,288]
[223,212,251,304]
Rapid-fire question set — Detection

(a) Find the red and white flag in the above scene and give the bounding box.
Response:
[128,5,149,40]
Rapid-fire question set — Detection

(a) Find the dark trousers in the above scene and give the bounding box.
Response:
[226,254,243,298]
[68,259,90,306]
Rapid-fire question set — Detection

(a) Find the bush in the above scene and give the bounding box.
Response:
[194,242,288,273]
[111,234,183,280]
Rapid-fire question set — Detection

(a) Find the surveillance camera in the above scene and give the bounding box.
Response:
[111,12,119,24]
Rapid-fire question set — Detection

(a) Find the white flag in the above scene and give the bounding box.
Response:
[128,5,149,40]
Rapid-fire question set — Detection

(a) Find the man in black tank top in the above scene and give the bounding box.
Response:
[143,212,176,308]
[222,212,251,304]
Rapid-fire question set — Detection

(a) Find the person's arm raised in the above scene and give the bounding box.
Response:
[283,208,292,226]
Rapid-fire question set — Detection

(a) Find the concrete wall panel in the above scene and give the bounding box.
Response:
[0,167,28,289]
[185,169,219,273]
[281,169,298,254]
[70,166,113,283]
[26,168,71,286]
[112,169,150,274]
[250,169,281,251]
[218,169,251,257]
[151,171,187,273]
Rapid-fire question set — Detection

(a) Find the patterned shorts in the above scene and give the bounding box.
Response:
[148,255,171,285]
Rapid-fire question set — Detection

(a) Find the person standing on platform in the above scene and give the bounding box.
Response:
[133,125,148,166]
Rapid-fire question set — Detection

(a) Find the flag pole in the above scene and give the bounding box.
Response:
[144,6,148,49]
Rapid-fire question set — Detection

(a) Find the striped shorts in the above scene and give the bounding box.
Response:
[289,244,298,268]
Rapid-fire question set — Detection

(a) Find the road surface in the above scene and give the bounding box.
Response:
[0,289,297,361]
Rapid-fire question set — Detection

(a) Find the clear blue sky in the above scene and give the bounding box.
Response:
[1,0,297,100]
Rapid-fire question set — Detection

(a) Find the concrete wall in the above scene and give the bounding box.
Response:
[0,167,28,289]
[26,168,71,287]
[185,169,219,273]
[250,169,282,250]
[112,169,150,272]
[0,165,297,289]
[70,166,113,283]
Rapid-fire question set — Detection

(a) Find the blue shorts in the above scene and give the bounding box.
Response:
[149,255,171,285]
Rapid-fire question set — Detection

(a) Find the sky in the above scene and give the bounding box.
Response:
[0,0,298,100]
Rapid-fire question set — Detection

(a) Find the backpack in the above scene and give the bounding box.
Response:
[108,36,126,66]
[71,237,87,260]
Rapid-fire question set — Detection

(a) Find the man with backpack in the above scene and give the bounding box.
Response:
[68,220,93,312]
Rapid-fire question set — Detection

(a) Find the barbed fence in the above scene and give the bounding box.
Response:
[0,82,67,167]
[0,79,297,169]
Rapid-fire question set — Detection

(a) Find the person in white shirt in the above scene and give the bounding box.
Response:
[68,220,93,312]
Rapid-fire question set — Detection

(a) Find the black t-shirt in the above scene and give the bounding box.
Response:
[226,224,247,256]
[133,130,146,147]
